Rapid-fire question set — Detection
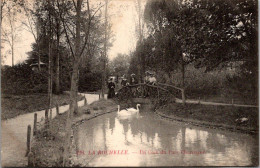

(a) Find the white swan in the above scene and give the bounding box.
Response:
[126,104,141,113]
[117,105,129,114]
[117,104,141,116]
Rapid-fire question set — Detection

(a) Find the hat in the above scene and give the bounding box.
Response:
[145,70,153,75]
[131,73,135,76]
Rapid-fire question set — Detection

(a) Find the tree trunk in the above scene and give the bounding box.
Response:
[11,16,14,66]
[11,44,14,66]
[71,0,82,114]
[55,21,60,94]
[101,56,106,98]
[101,0,108,99]
[55,49,60,94]
[47,0,53,116]
[70,62,79,115]
[37,44,41,71]
[181,54,185,105]
[137,0,143,83]
[36,20,41,71]
[63,0,82,165]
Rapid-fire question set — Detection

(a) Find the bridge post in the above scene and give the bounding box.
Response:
[141,85,144,97]
[56,104,59,115]
[33,113,37,136]
[182,89,186,105]
[25,125,31,157]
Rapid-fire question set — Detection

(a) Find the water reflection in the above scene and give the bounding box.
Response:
[72,112,258,166]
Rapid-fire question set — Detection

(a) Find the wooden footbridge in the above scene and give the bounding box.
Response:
[116,83,185,110]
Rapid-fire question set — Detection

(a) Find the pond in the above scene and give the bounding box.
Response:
[72,110,258,167]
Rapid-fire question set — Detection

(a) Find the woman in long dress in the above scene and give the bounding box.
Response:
[108,78,115,98]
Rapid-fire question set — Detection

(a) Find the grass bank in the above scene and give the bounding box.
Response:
[32,99,117,167]
[1,93,84,120]
[157,103,258,133]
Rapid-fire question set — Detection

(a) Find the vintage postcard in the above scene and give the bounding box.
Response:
[1,0,259,167]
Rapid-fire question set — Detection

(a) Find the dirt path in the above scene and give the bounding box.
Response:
[175,98,258,108]
[1,93,100,167]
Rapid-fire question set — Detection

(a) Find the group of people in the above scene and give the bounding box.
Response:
[121,74,138,87]
[121,72,157,86]
[107,71,157,99]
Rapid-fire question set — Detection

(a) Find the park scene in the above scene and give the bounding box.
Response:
[1,0,258,167]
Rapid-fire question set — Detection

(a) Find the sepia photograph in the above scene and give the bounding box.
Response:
[0,0,259,167]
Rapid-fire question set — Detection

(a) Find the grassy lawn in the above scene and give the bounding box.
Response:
[1,93,84,120]
[158,103,258,130]
[186,93,258,105]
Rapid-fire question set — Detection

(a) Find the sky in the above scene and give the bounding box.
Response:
[1,0,146,66]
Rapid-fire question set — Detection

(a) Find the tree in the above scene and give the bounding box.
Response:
[56,0,106,165]
[1,0,7,23]
[134,0,145,82]
[138,0,257,102]
[20,0,43,71]
[109,53,130,77]
[101,0,108,99]
[26,0,63,94]
[1,1,22,66]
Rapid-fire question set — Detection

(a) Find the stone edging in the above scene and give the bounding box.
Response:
[155,111,258,135]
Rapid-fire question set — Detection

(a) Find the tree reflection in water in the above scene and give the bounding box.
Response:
[72,112,258,166]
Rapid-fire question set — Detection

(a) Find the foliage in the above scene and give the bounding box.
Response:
[1,63,48,94]
[20,0,110,94]
[108,53,130,77]
[129,0,257,99]
[78,70,102,92]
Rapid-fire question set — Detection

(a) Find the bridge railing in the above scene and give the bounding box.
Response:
[116,82,186,105]
[157,83,185,104]
[116,83,179,107]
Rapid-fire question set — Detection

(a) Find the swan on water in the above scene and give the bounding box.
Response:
[126,104,141,113]
[117,105,128,114]
[117,104,141,116]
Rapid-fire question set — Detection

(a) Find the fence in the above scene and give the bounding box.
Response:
[26,95,89,167]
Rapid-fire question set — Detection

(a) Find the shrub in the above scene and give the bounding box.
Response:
[1,63,48,95]
[155,64,256,101]
[78,70,102,92]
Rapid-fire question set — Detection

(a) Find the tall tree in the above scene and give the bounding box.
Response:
[56,0,105,165]
[47,0,54,126]
[21,0,42,70]
[135,0,145,82]
[101,0,108,99]
[1,1,22,66]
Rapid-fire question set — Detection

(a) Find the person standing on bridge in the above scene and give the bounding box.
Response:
[144,71,151,97]
[130,73,138,85]
[129,73,138,97]
[149,73,157,85]
[108,78,115,98]
[121,74,128,87]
